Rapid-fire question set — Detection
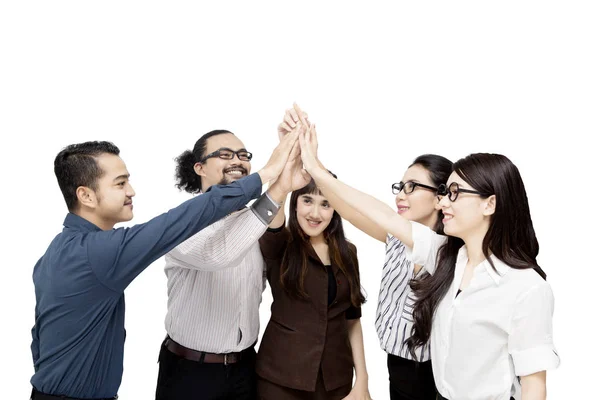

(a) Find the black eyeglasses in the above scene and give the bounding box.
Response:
[199,148,253,163]
[391,181,439,195]
[437,182,485,202]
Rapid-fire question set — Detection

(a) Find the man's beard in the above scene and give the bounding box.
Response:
[218,166,248,185]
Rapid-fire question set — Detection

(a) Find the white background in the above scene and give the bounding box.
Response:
[1,1,598,399]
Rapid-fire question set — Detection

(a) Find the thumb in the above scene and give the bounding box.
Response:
[282,127,300,152]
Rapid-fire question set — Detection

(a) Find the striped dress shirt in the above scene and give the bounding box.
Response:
[163,206,270,353]
[375,234,430,361]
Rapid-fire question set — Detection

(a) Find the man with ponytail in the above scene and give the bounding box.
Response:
[155,124,310,400]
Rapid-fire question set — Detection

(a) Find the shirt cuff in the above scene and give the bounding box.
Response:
[512,344,560,376]
[251,191,282,226]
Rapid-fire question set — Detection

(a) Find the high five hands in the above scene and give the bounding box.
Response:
[276,103,325,190]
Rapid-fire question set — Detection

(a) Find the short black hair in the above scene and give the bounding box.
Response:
[54,141,120,211]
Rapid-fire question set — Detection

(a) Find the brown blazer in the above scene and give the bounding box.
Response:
[256,228,361,392]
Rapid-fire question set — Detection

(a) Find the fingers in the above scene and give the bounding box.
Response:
[289,108,300,123]
[281,124,301,149]
[298,124,308,150]
[278,121,293,134]
[293,103,310,129]
[284,112,296,129]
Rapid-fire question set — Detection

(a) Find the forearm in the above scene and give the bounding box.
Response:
[323,188,386,243]
[310,168,413,247]
[266,183,287,229]
[521,371,547,400]
[169,208,267,271]
[87,173,263,291]
[347,319,369,384]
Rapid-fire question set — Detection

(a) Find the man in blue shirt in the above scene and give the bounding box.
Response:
[30,134,298,400]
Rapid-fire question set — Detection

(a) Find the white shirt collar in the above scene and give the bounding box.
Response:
[457,246,510,285]
[483,253,510,285]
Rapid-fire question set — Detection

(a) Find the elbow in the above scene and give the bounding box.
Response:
[200,256,232,271]
[168,251,231,272]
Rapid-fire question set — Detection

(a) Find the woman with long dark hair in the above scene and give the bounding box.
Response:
[344,154,452,400]
[256,137,371,399]
[297,126,559,399]
[279,105,450,399]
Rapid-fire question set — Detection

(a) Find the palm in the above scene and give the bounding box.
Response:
[290,161,311,190]
[278,158,309,192]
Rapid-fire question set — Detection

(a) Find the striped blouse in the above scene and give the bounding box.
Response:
[375,234,430,361]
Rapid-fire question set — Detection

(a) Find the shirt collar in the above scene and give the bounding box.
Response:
[63,213,104,233]
[457,246,509,285]
[483,253,510,285]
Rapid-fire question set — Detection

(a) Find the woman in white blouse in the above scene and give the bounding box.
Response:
[314,154,452,400]
[297,128,559,400]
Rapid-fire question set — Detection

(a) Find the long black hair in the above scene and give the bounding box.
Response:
[407,153,546,355]
[281,176,366,308]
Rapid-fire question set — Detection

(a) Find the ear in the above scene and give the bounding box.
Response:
[194,162,207,177]
[482,194,496,216]
[76,186,98,210]
[432,192,442,210]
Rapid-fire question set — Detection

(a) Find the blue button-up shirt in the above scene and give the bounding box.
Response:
[31,173,262,398]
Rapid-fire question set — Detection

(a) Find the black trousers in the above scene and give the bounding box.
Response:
[155,341,257,400]
[388,354,436,400]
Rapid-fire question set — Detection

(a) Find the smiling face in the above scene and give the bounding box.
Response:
[195,133,251,192]
[86,153,136,229]
[437,171,494,240]
[295,192,335,239]
[395,164,440,229]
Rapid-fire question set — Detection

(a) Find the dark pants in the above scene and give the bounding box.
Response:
[388,354,436,400]
[155,341,257,400]
[256,369,351,400]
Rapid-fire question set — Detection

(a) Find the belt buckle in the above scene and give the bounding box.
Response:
[224,354,228,365]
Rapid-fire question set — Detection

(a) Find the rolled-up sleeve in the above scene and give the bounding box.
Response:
[409,221,447,274]
[508,282,560,376]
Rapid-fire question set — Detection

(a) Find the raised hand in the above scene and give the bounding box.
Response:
[257,126,301,184]
[270,126,311,195]
[278,103,309,141]
[298,119,322,174]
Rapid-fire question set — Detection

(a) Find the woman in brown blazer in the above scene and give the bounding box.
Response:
[257,168,372,400]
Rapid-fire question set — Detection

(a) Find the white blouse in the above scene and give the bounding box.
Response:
[410,222,560,400]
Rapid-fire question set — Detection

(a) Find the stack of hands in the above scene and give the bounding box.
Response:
[259,103,328,199]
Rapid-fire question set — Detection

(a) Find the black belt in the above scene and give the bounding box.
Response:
[164,336,252,364]
[31,388,117,400]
